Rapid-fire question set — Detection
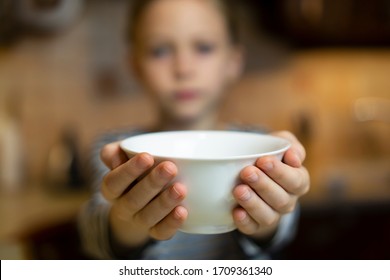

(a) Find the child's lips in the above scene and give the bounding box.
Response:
[174,90,200,101]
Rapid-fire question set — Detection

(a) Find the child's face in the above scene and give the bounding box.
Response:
[131,0,242,123]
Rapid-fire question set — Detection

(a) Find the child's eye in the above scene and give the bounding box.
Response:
[150,46,171,58]
[196,43,215,55]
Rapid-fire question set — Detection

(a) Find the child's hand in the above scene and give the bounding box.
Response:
[232,131,310,239]
[100,142,188,248]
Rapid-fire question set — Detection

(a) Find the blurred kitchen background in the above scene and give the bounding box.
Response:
[0,0,389,259]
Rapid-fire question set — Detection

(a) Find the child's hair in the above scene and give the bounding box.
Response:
[126,0,241,45]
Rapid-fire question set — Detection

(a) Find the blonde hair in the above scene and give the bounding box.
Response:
[126,0,240,45]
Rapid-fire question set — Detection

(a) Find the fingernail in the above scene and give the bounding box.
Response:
[170,184,182,200]
[295,147,304,160]
[291,152,302,167]
[246,172,258,183]
[261,161,273,172]
[160,163,175,178]
[239,189,251,201]
[136,154,151,169]
[174,206,187,220]
[237,210,247,222]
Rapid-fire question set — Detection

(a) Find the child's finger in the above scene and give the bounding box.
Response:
[255,156,310,197]
[149,206,188,240]
[232,207,259,235]
[233,184,280,232]
[134,183,187,228]
[239,165,296,214]
[100,142,129,169]
[283,148,304,168]
[101,153,154,200]
[270,131,306,168]
[121,161,178,214]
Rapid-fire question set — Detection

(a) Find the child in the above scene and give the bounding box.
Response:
[79,0,310,259]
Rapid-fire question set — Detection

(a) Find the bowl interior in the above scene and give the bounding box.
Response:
[120,131,290,161]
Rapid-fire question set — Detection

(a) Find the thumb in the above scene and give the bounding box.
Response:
[270,131,306,168]
[100,141,129,170]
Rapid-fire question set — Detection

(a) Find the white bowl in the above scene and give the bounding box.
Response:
[120,130,290,234]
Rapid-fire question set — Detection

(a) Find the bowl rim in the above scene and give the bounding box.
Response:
[119,130,291,161]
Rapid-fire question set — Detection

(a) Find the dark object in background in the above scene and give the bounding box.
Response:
[247,0,390,47]
[31,0,62,10]
[45,127,85,192]
[16,0,84,33]
[0,0,21,46]
[0,0,84,46]
[282,202,390,259]
[22,217,88,260]
[5,0,390,47]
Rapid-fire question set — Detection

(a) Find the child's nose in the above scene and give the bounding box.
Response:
[173,50,195,80]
